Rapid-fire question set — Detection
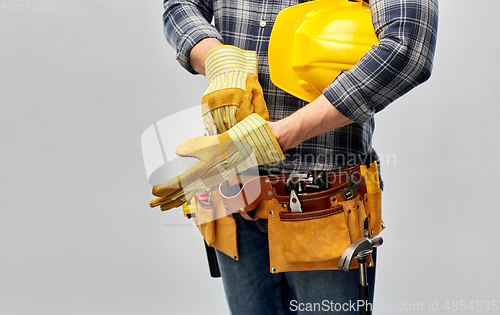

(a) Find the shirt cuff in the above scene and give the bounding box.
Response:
[176,27,225,75]
[322,71,375,123]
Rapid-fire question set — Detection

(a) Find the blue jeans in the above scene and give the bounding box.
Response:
[215,219,376,315]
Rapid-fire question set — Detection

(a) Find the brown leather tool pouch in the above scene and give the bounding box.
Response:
[194,170,385,268]
[268,172,384,273]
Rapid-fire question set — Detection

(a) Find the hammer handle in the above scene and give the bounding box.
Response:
[359,283,371,315]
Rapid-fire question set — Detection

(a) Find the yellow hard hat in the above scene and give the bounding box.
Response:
[268,0,378,102]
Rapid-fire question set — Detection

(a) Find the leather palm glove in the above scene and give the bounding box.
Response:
[202,45,269,135]
[150,114,284,211]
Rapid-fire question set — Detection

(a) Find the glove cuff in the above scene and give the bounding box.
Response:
[205,45,258,82]
[226,114,285,166]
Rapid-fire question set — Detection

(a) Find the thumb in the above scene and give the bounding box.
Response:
[175,133,238,165]
[174,134,219,159]
[248,74,269,121]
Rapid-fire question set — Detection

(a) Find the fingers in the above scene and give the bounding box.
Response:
[150,160,211,210]
[150,193,185,208]
[247,74,269,121]
[150,178,208,210]
[175,136,218,159]
[175,134,238,166]
[152,175,182,197]
[151,161,207,197]
[160,199,186,211]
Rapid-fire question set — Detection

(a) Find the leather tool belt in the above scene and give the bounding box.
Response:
[192,164,385,273]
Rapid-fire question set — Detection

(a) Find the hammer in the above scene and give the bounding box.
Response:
[338,234,383,315]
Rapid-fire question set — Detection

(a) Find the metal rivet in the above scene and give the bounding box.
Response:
[371,230,374,235]
[356,205,359,210]
[239,208,245,212]
[260,20,267,27]
[292,197,297,203]
[347,209,351,214]
[359,197,362,201]
[268,191,272,195]
[281,204,287,209]
[365,197,368,202]
[270,211,274,215]
[331,197,336,202]
[368,262,373,267]
[271,267,276,273]
[368,214,371,218]
[381,223,385,229]
[234,256,237,259]
[265,178,270,183]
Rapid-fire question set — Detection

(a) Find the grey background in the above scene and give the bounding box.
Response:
[1,1,499,314]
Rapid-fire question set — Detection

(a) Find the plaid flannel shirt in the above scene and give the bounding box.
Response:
[162,0,438,172]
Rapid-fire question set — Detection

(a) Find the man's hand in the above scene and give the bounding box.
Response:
[150,114,285,211]
[201,45,269,134]
[190,40,268,135]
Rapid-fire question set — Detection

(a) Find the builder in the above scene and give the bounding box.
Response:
[151,0,438,314]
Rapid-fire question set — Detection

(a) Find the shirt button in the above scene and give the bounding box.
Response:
[260,20,267,28]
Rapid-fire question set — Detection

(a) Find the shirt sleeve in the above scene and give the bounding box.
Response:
[163,0,224,74]
[322,0,439,123]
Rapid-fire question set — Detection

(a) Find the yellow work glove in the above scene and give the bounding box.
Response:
[202,45,269,135]
[150,114,284,211]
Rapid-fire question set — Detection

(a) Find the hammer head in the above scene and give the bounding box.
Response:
[338,234,383,271]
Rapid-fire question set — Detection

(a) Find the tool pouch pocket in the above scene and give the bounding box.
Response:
[268,187,379,273]
[278,205,350,263]
[194,195,216,246]
[335,194,367,244]
[363,188,385,236]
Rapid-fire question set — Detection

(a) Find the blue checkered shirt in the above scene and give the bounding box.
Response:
[162,0,438,172]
